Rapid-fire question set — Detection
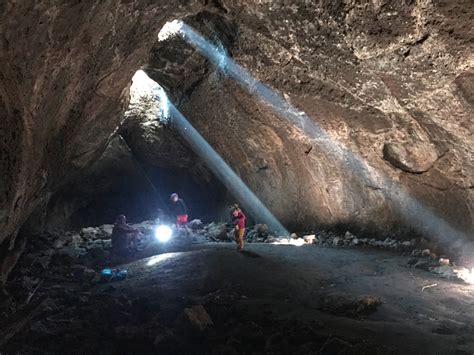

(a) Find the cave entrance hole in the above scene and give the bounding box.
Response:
[125,70,287,234]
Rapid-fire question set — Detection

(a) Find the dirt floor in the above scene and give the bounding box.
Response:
[2,240,474,354]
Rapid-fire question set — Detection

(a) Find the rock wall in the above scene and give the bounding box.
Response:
[1,0,473,284]
[148,1,473,238]
[0,0,201,285]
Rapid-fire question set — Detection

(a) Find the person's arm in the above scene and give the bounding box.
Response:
[233,216,240,230]
[122,224,138,232]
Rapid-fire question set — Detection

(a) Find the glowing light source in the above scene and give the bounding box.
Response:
[158,19,184,41]
[455,267,474,285]
[155,225,173,242]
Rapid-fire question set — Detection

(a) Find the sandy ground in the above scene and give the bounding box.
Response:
[3,241,474,354]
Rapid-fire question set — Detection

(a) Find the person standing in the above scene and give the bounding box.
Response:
[231,204,246,251]
[170,193,189,235]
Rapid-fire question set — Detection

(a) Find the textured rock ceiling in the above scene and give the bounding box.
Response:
[0,1,473,284]
[146,0,473,238]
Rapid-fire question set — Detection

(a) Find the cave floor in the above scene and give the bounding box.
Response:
[3,242,474,354]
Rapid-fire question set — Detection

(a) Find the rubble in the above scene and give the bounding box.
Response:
[180,305,214,331]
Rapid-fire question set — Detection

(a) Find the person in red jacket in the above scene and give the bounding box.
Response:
[231,204,246,251]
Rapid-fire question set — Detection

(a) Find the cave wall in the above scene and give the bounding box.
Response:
[0,0,202,285]
[43,135,157,230]
[148,1,473,238]
[1,0,473,275]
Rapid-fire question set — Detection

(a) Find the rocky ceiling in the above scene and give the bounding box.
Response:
[146,0,473,238]
[0,0,473,285]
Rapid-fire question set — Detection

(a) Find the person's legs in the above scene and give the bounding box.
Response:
[239,229,245,250]
[234,229,240,249]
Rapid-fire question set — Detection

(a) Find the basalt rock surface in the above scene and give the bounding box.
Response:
[1,0,474,286]
[0,0,201,285]
[147,0,474,239]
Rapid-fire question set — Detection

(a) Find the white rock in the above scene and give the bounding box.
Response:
[439,258,450,266]
[422,249,430,257]
[333,237,342,246]
[188,219,203,230]
[53,239,66,249]
[344,231,354,240]
[352,238,359,245]
[82,227,98,236]
[100,224,114,236]
[303,234,316,244]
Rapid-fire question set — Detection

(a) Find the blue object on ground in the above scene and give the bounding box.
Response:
[100,268,128,281]
[116,269,128,280]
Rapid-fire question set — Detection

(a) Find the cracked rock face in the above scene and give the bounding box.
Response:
[148,0,473,237]
[0,0,473,283]
[0,0,200,284]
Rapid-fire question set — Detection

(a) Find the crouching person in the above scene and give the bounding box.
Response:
[111,214,140,256]
[231,205,246,251]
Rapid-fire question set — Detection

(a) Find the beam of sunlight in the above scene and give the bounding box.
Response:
[163,22,472,258]
[129,70,287,234]
[168,103,287,234]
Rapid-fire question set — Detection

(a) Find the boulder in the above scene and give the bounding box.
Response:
[383,141,438,174]
[205,222,227,240]
[188,219,203,230]
[303,234,316,244]
[181,305,214,331]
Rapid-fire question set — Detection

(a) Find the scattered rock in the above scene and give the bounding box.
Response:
[254,224,269,235]
[303,234,316,244]
[100,224,114,236]
[205,222,228,241]
[344,231,354,240]
[188,219,203,230]
[319,294,382,318]
[430,265,457,279]
[439,258,450,266]
[181,305,213,331]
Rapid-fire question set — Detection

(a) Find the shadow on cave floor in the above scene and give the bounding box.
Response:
[2,241,474,354]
